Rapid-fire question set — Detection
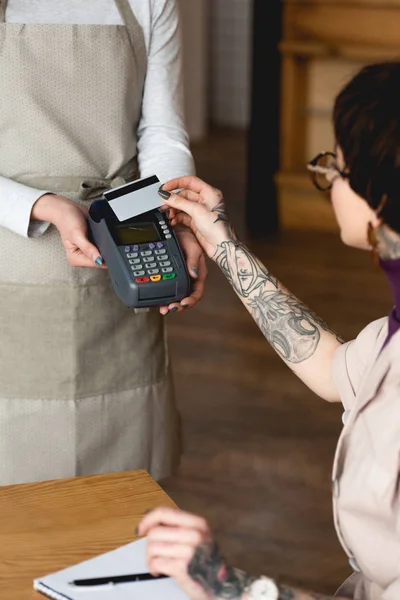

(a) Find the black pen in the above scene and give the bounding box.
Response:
[69,572,169,587]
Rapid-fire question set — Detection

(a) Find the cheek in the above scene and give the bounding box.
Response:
[330,180,371,249]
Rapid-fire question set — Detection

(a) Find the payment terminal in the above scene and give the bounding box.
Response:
[88,177,191,309]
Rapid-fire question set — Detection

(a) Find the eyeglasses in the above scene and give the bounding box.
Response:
[307,151,349,191]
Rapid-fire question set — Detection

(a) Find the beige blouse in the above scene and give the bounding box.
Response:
[332,317,400,600]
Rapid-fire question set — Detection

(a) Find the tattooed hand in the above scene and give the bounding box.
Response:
[158,176,236,258]
[158,178,343,398]
[138,507,350,600]
[138,506,254,600]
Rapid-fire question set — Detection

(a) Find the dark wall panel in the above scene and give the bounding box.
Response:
[246,1,283,237]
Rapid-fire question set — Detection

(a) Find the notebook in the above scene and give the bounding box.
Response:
[33,537,190,600]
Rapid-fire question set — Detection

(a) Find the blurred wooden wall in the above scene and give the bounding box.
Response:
[278,0,400,232]
[178,0,208,142]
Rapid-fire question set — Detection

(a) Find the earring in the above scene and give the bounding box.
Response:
[367,221,380,268]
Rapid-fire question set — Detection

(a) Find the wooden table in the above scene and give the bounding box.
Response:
[0,470,177,600]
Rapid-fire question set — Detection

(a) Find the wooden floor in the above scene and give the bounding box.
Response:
[161,128,393,594]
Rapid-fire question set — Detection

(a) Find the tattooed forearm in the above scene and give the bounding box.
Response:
[213,241,343,363]
[188,542,256,599]
[249,289,328,362]
[214,242,278,294]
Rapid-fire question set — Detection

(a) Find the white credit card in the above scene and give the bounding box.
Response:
[104,175,164,222]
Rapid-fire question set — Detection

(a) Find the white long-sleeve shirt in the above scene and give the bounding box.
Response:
[1,0,195,237]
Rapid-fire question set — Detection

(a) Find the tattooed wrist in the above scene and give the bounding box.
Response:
[187,542,344,600]
[211,201,237,241]
[188,542,256,599]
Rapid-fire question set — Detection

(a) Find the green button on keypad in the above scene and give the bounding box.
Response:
[162,273,176,280]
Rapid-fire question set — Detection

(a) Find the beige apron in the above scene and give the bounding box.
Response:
[0,0,179,485]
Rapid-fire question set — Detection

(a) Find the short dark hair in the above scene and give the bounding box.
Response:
[333,61,400,233]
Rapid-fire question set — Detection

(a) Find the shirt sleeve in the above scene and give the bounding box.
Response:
[331,317,388,410]
[136,0,196,183]
[0,175,51,238]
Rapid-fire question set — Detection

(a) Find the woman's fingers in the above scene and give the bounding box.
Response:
[158,233,207,314]
[147,541,196,561]
[138,506,209,537]
[178,230,203,280]
[65,231,104,268]
[158,190,202,218]
[180,253,207,309]
[147,557,192,582]
[176,188,201,203]
[169,212,193,230]
[142,508,215,600]
[147,557,210,600]
[160,176,215,196]
[57,204,105,268]
[160,176,223,212]
[147,525,205,546]
[68,252,102,268]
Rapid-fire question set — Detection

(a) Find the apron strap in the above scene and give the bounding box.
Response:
[114,0,146,56]
[0,0,7,23]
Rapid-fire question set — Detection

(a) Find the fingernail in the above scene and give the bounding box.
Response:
[169,307,178,313]
[158,190,171,200]
[191,267,198,276]
[144,509,152,515]
[181,304,189,308]
[134,526,139,536]
[95,256,103,266]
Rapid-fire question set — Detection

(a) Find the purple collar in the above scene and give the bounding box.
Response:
[379,257,400,348]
